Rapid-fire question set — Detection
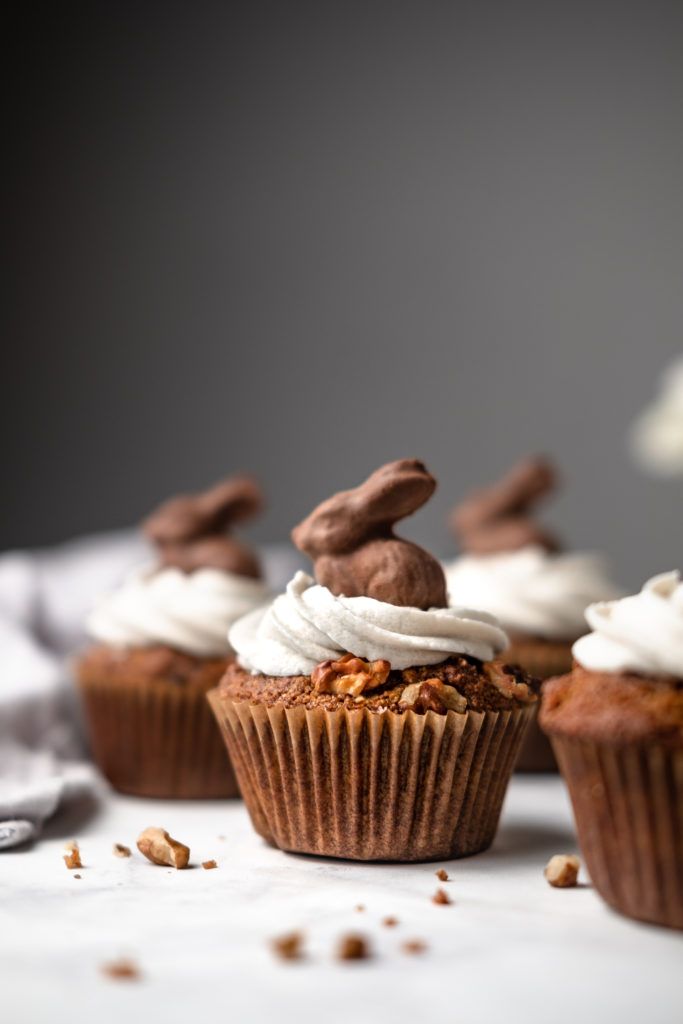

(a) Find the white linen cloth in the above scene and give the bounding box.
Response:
[0,531,302,848]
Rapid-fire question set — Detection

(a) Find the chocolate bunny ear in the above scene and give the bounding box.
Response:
[450,456,561,555]
[292,459,436,557]
[143,475,264,577]
[292,459,447,608]
[145,476,263,545]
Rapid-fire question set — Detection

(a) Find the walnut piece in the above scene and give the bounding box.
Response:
[63,843,82,870]
[312,653,390,697]
[432,887,452,905]
[544,854,580,888]
[336,934,371,961]
[101,958,141,981]
[271,932,304,961]
[113,843,131,858]
[202,859,218,870]
[401,679,467,714]
[136,827,190,869]
[486,662,535,703]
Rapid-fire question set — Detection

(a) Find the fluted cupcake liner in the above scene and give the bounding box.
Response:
[505,639,574,773]
[551,736,683,930]
[79,675,239,799]
[208,692,534,861]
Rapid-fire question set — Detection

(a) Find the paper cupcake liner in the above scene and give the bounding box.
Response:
[208,692,534,861]
[79,675,239,799]
[506,639,573,773]
[551,736,683,929]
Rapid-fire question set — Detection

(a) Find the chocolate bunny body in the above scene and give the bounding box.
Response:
[292,459,447,609]
[144,476,264,577]
[450,456,559,555]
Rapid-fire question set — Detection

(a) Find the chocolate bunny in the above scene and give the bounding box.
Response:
[292,459,447,609]
[450,456,560,555]
[144,476,264,577]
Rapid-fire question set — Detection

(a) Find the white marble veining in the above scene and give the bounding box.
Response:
[0,777,681,1024]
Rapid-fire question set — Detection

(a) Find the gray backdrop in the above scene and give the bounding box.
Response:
[5,0,683,588]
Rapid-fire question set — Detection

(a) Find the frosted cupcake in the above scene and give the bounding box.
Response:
[444,457,621,770]
[209,460,536,861]
[77,477,270,798]
[541,572,683,929]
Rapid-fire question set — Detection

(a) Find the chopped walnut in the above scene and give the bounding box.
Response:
[435,868,449,882]
[485,661,535,703]
[101,958,141,981]
[401,679,467,714]
[336,934,371,961]
[202,860,218,870]
[402,939,427,955]
[113,843,131,858]
[136,827,190,869]
[63,844,82,870]
[382,916,399,928]
[544,854,580,888]
[432,887,452,905]
[271,932,304,961]
[312,653,390,697]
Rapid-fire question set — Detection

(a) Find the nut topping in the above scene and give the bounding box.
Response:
[312,653,390,697]
[485,662,535,703]
[136,827,190,869]
[400,679,467,714]
[544,854,580,888]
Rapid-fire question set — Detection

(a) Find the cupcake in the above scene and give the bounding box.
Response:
[77,477,270,798]
[209,459,536,861]
[444,457,621,770]
[540,572,683,930]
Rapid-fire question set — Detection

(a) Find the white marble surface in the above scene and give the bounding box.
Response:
[1,776,681,1024]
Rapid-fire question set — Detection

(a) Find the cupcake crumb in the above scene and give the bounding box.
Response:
[113,843,131,858]
[432,887,452,905]
[73,874,82,880]
[271,932,304,961]
[382,916,398,928]
[101,958,141,981]
[202,859,218,870]
[435,868,449,882]
[401,939,427,955]
[544,854,580,888]
[63,843,82,870]
[337,934,371,961]
[355,904,365,912]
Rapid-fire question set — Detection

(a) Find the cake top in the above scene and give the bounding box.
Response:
[450,456,560,556]
[292,459,447,609]
[144,476,263,578]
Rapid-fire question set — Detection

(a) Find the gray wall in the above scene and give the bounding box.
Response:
[6,0,683,588]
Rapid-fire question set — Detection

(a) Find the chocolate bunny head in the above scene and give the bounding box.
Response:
[450,456,560,555]
[144,476,264,577]
[292,459,447,609]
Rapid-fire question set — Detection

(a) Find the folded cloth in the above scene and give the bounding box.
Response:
[0,530,303,848]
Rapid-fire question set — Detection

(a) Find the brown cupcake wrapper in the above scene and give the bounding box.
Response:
[550,736,683,930]
[504,640,573,773]
[79,675,239,799]
[208,692,534,861]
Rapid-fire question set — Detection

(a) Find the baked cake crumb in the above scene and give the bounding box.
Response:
[382,916,398,928]
[101,958,140,981]
[435,868,449,882]
[402,939,427,955]
[337,934,371,961]
[63,844,82,870]
[271,932,304,961]
[202,859,218,870]
[432,887,452,905]
[113,843,131,858]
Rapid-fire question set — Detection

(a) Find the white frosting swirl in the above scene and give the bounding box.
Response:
[229,570,508,675]
[444,546,621,641]
[573,571,683,677]
[87,566,270,658]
